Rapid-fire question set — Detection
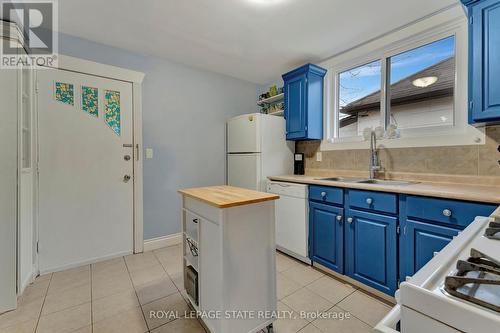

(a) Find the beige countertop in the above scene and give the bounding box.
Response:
[268,175,500,204]
[178,185,279,208]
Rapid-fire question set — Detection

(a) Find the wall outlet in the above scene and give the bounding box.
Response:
[145,148,154,159]
[316,152,322,162]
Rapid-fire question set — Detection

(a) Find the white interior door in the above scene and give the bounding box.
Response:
[227,153,261,190]
[37,68,134,273]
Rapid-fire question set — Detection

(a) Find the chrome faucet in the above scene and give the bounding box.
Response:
[369,130,381,179]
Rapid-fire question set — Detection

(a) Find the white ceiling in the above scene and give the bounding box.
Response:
[58,0,458,84]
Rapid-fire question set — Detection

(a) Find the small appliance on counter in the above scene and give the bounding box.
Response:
[294,153,305,175]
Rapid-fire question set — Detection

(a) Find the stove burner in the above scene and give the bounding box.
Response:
[444,248,500,313]
[485,221,500,240]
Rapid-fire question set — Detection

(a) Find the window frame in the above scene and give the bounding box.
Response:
[322,12,484,149]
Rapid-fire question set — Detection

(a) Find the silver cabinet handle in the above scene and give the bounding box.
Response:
[366,197,373,205]
[123,175,131,182]
[336,215,343,221]
[347,217,353,224]
[320,191,327,197]
[442,209,452,217]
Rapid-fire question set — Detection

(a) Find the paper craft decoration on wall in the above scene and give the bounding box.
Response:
[81,86,98,117]
[55,82,74,106]
[104,90,121,135]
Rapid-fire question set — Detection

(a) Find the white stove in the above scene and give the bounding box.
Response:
[375,215,500,333]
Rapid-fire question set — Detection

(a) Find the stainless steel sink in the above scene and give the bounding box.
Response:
[316,177,417,186]
[356,179,417,186]
[316,177,365,183]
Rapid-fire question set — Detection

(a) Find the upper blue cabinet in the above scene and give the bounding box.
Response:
[462,0,500,124]
[282,64,327,140]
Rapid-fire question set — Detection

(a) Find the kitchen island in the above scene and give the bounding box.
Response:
[177,186,279,333]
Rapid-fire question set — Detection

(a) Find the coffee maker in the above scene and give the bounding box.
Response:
[294,153,305,175]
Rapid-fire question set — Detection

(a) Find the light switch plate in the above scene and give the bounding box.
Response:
[145,148,154,159]
[316,152,322,162]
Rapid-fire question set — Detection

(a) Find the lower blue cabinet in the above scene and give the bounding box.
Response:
[399,219,459,281]
[346,209,398,295]
[309,201,344,274]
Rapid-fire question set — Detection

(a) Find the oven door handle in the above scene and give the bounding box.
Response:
[373,305,401,333]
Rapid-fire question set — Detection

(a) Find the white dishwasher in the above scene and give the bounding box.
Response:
[267,181,310,264]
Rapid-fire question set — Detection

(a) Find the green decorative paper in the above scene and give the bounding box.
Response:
[104,90,121,135]
[81,86,98,117]
[55,82,74,105]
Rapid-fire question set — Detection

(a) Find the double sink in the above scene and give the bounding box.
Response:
[316,177,416,186]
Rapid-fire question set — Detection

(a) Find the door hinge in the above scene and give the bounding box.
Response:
[397,280,401,288]
[396,226,400,235]
[36,241,39,254]
[469,16,473,25]
[35,79,39,94]
[469,101,474,110]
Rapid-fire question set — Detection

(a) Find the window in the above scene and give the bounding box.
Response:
[333,35,457,142]
[388,37,455,130]
[338,60,381,138]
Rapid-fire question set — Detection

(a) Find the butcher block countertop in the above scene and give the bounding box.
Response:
[178,185,279,208]
[268,175,500,204]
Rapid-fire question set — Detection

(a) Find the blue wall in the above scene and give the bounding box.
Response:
[59,34,258,240]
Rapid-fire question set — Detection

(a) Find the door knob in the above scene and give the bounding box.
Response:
[124,155,131,161]
[366,197,373,205]
[336,215,343,221]
[123,175,131,182]
[347,217,353,224]
[320,191,327,197]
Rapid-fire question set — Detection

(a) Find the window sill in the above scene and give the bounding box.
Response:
[321,126,485,151]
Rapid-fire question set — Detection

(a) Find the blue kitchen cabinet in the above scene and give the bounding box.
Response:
[282,64,327,140]
[399,194,495,280]
[462,0,500,123]
[345,208,398,296]
[309,201,344,274]
[399,219,459,281]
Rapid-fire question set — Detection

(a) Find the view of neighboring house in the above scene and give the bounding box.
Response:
[339,57,455,137]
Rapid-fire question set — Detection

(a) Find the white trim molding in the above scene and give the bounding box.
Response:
[48,55,145,84]
[319,6,485,151]
[143,233,183,252]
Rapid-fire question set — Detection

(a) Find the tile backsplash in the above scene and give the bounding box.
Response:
[296,125,500,178]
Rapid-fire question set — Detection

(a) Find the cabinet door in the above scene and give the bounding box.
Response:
[400,219,459,281]
[309,202,343,274]
[346,209,397,295]
[470,0,500,122]
[284,74,307,140]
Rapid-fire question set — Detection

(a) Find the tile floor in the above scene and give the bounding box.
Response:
[0,245,392,333]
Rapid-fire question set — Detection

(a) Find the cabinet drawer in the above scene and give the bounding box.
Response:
[405,196,496,228]
[184,209,200,242]
[348,190,397,214]
[309,185,343,205]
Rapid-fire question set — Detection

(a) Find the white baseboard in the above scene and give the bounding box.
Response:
[143,233,182,252]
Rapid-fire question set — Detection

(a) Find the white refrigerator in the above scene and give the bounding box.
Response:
[227,113,294,191]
